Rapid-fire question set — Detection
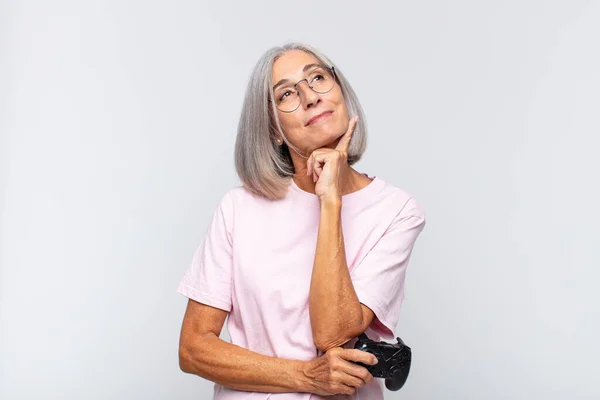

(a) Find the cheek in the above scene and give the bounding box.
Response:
[336,107,349,122]
[333,93,348,114]
[278,113,304,132]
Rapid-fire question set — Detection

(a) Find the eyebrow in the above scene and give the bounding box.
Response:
[272,63,323,91]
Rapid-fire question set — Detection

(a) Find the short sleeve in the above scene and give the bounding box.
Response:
[176,191,234,312]
[351,197,426,340]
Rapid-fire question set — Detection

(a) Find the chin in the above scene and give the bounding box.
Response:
[305,120,345,147]
[319,131,344,148]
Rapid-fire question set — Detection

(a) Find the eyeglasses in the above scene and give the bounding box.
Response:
[269,65,337,113]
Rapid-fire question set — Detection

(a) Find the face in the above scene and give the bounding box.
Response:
[271,50,350,154]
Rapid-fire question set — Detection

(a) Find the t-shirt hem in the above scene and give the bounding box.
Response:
[176,282,232,312]
[356,292,397,340]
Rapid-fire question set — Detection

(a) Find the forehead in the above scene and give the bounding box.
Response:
[272,50,320,81]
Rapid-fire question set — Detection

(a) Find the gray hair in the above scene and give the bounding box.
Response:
[234,42,368,200]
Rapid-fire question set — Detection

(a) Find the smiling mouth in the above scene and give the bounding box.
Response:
[306,111,333,126]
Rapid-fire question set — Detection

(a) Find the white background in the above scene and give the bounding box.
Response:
[1,1,599,399]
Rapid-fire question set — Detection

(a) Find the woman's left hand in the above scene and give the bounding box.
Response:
[307,116,359,203]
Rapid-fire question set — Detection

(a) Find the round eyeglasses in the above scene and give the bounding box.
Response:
[269,65,337,113]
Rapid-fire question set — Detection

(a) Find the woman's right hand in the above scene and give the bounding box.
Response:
[301,346,379,396]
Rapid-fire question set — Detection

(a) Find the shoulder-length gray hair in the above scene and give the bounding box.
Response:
[234,42,368,201]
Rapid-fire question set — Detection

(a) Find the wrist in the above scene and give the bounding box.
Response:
[289,360,315,393]
[318,194,342,209]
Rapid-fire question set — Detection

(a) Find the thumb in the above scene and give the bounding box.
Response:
[339,349,378,365]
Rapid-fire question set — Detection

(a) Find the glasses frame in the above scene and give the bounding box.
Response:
[268,65,337,113]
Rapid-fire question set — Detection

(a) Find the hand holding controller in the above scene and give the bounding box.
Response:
[352,333,412,391]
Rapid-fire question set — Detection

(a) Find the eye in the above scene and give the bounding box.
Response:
[278,90,293,101]
[311,74,324,83]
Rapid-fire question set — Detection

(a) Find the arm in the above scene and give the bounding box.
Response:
[179,299,316,394]
[179,300,312,393]
[308,199,376,352]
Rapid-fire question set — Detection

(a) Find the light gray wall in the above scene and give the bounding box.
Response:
[1,1,598,399]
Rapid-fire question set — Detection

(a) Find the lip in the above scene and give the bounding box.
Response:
[306,111,333,126]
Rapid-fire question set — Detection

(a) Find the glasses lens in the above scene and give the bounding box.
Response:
[274,87,299,113]
[273,67,335,112]
[308,67,335,94]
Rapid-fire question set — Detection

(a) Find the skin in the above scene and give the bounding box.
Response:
[272,50,377,349]
[178,50,381,396]
[271,49,374,201]
[179,300,377,396]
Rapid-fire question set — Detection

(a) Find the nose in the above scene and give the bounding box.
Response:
[296,80,321,109]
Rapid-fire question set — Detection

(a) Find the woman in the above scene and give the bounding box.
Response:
[176,42,427,399]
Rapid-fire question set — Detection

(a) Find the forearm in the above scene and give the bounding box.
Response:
[309,198,364,350]
[179,331,314,394]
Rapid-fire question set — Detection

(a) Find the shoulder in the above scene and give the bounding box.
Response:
[218,184,283,213]
[222,184,278,203]
[214,184,290,237]
[377,178,427,220]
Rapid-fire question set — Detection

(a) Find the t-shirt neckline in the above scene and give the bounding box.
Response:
[288,173,386,208]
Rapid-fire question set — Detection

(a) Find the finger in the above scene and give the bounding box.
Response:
[335,115,359,152]
[307,151,321,178]
[328,364,365,390]
[314,157,324,179]
[340,349,378,366]
[338,372,365,389]
[334,383,357,396]
[314,157,322,175]
[339,362,373,386]
[313,161,323,182]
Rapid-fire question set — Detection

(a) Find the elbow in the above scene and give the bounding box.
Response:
[179,345,193,373]
[315,340,340,354]
[313,321,366,353]
[314,334,355,353]
[179,331,213,373]
[179,336,202,373]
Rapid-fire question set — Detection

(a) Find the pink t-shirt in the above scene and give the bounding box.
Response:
[176,173,426,400]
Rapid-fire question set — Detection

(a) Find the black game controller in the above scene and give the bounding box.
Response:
[352,333,412,391]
